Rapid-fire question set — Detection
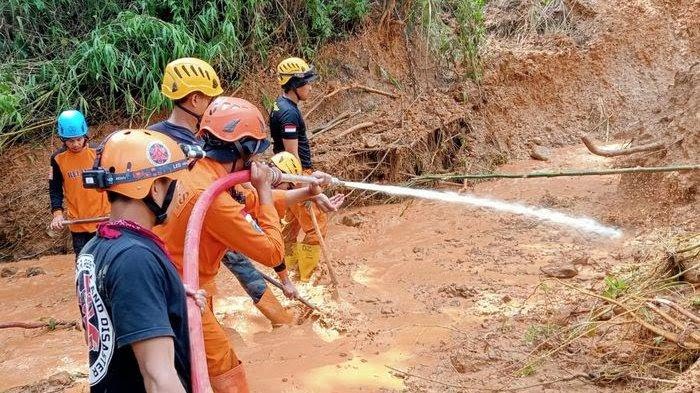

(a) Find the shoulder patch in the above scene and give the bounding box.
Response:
[76,254,115,385]
[284,124,297,134]
[272,102,280,112]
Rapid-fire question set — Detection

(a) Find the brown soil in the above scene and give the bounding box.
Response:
[0,145,696,392]
[0,0,698,390]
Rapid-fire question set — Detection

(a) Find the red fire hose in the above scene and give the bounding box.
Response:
[183,170,251,393]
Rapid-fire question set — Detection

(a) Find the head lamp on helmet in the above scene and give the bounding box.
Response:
[83,129,192,224]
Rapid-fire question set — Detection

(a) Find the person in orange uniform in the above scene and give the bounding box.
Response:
[150,58,300,325]
[49,110,110,255]
[269,57,328,281]
[155,96,335,392]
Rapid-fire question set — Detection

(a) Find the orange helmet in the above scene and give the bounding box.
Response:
[199,96,268,142]
[83,129,189,199]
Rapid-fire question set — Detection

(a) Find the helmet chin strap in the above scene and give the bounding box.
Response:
[142,180,178,225]
[175,102,203,130]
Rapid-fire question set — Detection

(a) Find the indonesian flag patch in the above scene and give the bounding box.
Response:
[284,124,297,134]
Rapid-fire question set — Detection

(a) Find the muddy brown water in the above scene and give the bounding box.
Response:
[0,146,679,392]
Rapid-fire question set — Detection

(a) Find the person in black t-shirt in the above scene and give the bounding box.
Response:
[76,129,204,392]
[269,57,332,282]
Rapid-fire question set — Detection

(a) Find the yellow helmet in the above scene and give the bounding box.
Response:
[161,57,224,100]
[270,152,302,175]
[277,57,318,88]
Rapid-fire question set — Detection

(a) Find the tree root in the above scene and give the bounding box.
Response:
[581,136,665,157]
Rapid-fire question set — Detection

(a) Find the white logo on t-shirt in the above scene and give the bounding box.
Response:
[76,254,115,385]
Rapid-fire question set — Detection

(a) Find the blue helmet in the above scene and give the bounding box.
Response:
[57,110,88,139]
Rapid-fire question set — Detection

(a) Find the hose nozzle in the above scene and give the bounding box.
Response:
[272,171,344,187]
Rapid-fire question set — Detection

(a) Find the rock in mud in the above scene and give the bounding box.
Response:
[530,145,551,161]
[1,267,18,277]
[439,284,477,298]
[340,214,364,227]
[48,371,73,386]
[450,355,468,373]
[540,263,578,278]
[25,266,46,277]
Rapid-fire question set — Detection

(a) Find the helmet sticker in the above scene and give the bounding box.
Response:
[146,141,171,166]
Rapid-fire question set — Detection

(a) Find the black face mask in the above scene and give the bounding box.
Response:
[142,180,178,226]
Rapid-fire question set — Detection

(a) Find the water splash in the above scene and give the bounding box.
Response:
[343,181,622,239]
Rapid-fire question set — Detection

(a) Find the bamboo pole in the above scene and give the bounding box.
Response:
[411,164,700,182]
[305,202,340,297]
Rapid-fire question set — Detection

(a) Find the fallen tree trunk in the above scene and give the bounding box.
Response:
[581,136,665,157]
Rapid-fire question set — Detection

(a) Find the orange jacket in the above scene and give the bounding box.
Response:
[49,146,110,233]
[155,158,286,289]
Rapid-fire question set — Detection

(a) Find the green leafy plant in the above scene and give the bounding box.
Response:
[0,0,370,151]
[602,276,630,299]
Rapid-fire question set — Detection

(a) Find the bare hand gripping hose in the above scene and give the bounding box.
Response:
[183,169,251,393]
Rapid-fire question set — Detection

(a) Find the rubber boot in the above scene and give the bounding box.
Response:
[255,287,293,326]
[209,362,249,393]
[284,243,300,270]
[298,243,321,282]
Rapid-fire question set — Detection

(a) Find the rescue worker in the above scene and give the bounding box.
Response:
[49,110,110,255]
[222,152,345,325]
[155,96,337,392]
[150,58,299,326]
[149,57,223,144]
[75,129,199,392]
[269,57,327,281]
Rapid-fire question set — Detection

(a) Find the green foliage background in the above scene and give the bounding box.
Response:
[0,0,369,149]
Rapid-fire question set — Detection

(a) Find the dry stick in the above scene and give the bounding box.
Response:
[306,84,398,117]
[332,122,375,141]
[646,302,700,342]
[627,375,679,385]
[412,164,700,181]
[305,203,339,294]
[309,109,361,139]
[555,280,700,350]
[385,366,589,392]
[654,298,700,324]
[258,271,320,312]
[309,109,351,135]
[61,216,110,225]
[581,136,665,157]
[0,320,77,330]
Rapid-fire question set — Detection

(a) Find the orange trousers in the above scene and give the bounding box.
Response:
[202,295,239,376]
[283,200,327,245]
[283,169,328,245]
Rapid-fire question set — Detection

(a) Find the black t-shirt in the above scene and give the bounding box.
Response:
[75,228,191,392]
[269,96,312,169]
[148,121,201,146]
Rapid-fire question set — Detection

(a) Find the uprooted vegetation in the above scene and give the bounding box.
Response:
[523,234,700,390]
